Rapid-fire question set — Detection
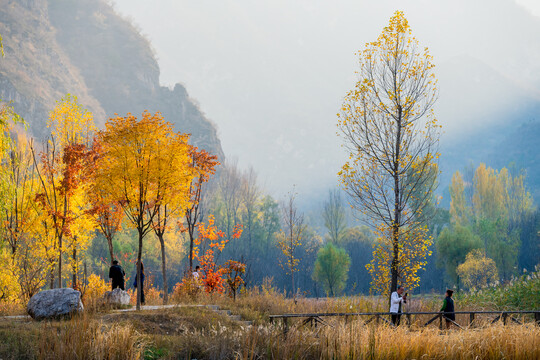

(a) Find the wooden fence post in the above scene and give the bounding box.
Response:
[469,312,475,327]
[439,313,443,330]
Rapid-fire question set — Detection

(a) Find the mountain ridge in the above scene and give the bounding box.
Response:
[0,0,223,158]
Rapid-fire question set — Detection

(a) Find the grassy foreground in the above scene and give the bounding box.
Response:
[1,288,539,360]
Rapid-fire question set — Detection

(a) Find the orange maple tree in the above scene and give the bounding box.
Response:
[223,260,246,301]
[183,146,219,271]
[193,215,242,294]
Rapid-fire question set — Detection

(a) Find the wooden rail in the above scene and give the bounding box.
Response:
[269,311,540,338]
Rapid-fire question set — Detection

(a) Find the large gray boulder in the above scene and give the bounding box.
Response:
[103,288,131,306]
[27,288,84,320]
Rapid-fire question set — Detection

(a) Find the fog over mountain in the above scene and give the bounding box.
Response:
[110,0,540,201]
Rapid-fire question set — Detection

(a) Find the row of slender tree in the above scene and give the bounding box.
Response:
[0,96,220,309]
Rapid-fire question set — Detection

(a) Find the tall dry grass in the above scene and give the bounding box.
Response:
[38,315,146,360]
[238,322,540,360]
[0,300,25,316]
[171,279,437,325]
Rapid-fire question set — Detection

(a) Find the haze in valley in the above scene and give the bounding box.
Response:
[112,0,540,200]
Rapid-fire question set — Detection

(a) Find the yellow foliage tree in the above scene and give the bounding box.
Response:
[150,131,193,305]
[338,11,440,297]
[48,94,95,149]
[83,273,109,306]
[14,224,54,301]
[33,94,96,288]
[366,223,432,297]
[472,164,533,223]
[449,171,473,227]
[3,131,37,256]
[446,164,533,281]
[472,164,507,221]
[0,100,24,223]
[96,111,193,310]
[0,249,20,303]
[456,249,498,290]
[2,132,54,300]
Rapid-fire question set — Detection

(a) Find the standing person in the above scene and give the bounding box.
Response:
[440,289,455,329]
[109,260,126,290]
[133,262,145,305]
[390,285,407,326]
[192,265,200,281]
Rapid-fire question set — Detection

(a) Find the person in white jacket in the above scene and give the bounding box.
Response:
[389,285,407,326]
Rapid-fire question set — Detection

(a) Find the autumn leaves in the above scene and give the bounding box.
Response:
[338,11,440,297]
[0,94,229,309]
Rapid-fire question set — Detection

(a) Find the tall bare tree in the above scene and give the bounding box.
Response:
[338,11,440,297]
[322,189,347,244]
[277,190,306,299]
[241,166,260,258]
[218,160,242,239]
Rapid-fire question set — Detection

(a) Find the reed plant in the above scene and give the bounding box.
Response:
[237,322,540,360]
[38,315,146,360]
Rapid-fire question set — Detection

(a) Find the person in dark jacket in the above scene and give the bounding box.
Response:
[109,260,126,290]
[133,262,145,305]
[440,289,455,329]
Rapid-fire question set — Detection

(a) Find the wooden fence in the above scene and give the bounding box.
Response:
[269,311,540,338]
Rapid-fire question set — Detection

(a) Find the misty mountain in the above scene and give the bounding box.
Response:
[438,110,540,206]
[0,0,223,158]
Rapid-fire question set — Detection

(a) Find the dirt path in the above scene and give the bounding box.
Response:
[0,304,252,326]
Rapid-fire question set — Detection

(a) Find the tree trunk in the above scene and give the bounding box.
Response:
[58,237,62,288]
[291,270,295,300]
[72,247,77,289]
[136,231,143,311]
[188,226,194,271]
[49,266,55,289]
[158,235,168,305]
[390,106,403,301]
[107,235,115,265]
[247,209,253,259]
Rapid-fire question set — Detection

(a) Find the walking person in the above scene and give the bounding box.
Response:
[390,285,407,326]
[109,260,126,290]
[440,289,455,329]
[133,262,146,305]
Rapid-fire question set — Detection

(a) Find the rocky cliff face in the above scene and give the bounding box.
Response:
[0,0,222,158]
[0,0,105,138]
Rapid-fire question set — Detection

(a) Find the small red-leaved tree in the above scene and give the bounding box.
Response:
[194,215,242,294]
[223,260,246,301]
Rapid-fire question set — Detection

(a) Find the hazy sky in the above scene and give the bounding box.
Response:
[112,0,540,198]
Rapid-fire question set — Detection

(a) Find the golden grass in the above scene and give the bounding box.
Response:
[172,284,440,326]
[314,322,540,360]
[37,315,146,360]
[1,289,538,360]
[0,300,25,316]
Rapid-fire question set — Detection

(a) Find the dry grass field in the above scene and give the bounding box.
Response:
[1,285,538,360]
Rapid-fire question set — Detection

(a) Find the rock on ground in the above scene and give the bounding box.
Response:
[103,288,131,306]
[27,288,84,320]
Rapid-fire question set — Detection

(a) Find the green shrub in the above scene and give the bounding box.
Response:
[457,268,540,310]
